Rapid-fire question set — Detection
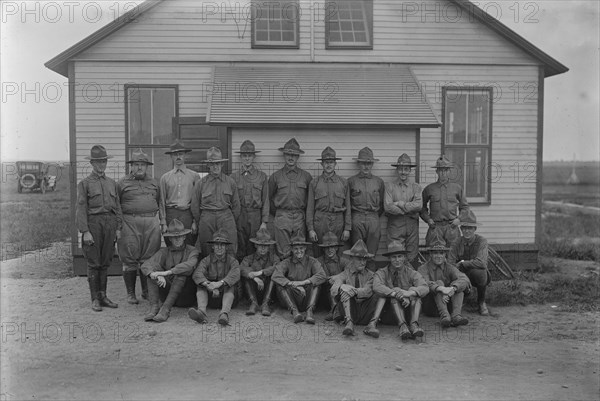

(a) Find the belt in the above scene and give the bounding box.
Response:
[434,220,454,225]
[352,210,378,215]
[124,212,157,217]
[201,209,230,213]
[315,210,344,215]
[166,206,190,211]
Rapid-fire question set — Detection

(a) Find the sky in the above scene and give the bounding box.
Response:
[1,0,599,161]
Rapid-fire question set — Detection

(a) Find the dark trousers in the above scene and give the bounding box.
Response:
[351,212,380,269]
[154,275,197,307]
[272,210,306,259]
[277,284,319,312]
[242,276,272,305]
[196,209,238,257]
[82,214,118,270]
[237,208,262,260]
[334,295,380,325]
[387,216,419,263]
[422,291,464,319]
[311,211,346,258]
[380,298,421,325]
[426,224,459,248]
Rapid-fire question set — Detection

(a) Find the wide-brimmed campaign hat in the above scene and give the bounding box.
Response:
[206,229,232,245]
[432,155,453,169]
[317,231,343,248]
[382,240,409,257]
[391,153,416,168]
[426,236,450,252]
[249,228,276,245]
[459,209,481,227]
[203,147,228,163]
[163,219,191,237]
[85,145,113,160]
[235,140,261,154]
[278,138,305,155]
[353,147,379,162]
[290,232,311,246]
[127,148,153,165]
[165,139,192,155]
[317,146,342,161]
[343,239,374,259]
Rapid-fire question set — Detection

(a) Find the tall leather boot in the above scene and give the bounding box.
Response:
[98,269,118,308]
[434,293,452,327]
[261,279,275,316]
[123,270,138,304]
[244,279,259,316]
[305,285,320,325]
[409,298,424,338]
[364,297,386,338]
[450,291,468,327]
[477,285,489,316]
[391,299,411,340]
[278,286,303,323]
[153,276,185,322]
[144,279,160,321]
[188,288,208,324]
[325,291,337,321]
[88,269,102,312]
[139,269,148,300]
[341,298,355,336]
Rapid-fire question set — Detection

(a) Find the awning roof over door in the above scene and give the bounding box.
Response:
[207,65,440,127]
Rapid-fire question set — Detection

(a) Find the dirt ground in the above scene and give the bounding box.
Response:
[1,245,598,400]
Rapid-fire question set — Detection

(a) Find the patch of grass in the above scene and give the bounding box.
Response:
[0,201,71,260]
[484,275,599,312]
[540,212,600,261]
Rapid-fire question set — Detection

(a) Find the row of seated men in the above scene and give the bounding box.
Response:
[141,218,479,340]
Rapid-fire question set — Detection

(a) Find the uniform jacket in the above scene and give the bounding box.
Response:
[76,171,123,232]
[140,245,199,277]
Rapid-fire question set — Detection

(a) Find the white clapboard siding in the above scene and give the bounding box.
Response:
[77,0,538,67]
[231,127,416,258]
[412,64,540,244]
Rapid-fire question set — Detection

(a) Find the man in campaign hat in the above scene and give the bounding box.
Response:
[328,239,379,337]
[272,232,326,324]
[317,231,350,321]
[160,139,199,246]
[140,219,200,322]
[448,209,491,315]
[189,229,241,326]
[268,138,313,258]
[373,241,429,340]
[384,154,423,266]
[191,147,240,257]
[76,145,123,312]
[117,149,162,304]
[239,227,280,316]
[230,140,269,260]
[420,155,469,247]
[307,146,351,259]
[418,233,471,327]
[347,147,385,261]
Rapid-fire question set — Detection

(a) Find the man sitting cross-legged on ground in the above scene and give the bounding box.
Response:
[418,234,471,328]
[372,241,429,340]
[188,230,241,326]
[240,228,281,316]
[140,219,200,323]
[328,240,379,337]
[272,232,326,324]
[317,231,349,321]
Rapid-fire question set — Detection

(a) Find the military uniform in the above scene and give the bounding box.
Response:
[76,145,123,311]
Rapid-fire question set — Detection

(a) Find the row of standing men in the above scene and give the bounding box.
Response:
[76,139,491,337]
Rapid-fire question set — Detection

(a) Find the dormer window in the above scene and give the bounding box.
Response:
[325,0,373,49]
[251,0,300,48]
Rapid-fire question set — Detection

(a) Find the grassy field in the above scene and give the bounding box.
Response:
[0,162,71,260]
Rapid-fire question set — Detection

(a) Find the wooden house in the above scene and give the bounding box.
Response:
[46,0,568,274]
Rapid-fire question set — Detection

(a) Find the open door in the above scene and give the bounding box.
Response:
[172,117,230,174]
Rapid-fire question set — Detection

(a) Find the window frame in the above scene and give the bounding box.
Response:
[325,0,374,50]
[124,84,179,177]
[441,86,493,205]
[251,0,300,49]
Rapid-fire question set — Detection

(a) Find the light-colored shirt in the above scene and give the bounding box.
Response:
[384,179,422,219]
[159,167,199,224]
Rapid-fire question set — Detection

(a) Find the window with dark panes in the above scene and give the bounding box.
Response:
[126,85,177,178]
[325,0,373,49]
[443,88,492,203]
[251,0,299,48]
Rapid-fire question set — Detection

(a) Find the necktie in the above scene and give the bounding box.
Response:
[393,271,398,288]
[354,272,360,288]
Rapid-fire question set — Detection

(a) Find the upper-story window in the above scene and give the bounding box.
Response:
[251,0,300,48]
[325,0,373,49]
[443,87,493,204]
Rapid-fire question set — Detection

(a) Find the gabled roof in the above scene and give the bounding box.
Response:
[45,0,568,78]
